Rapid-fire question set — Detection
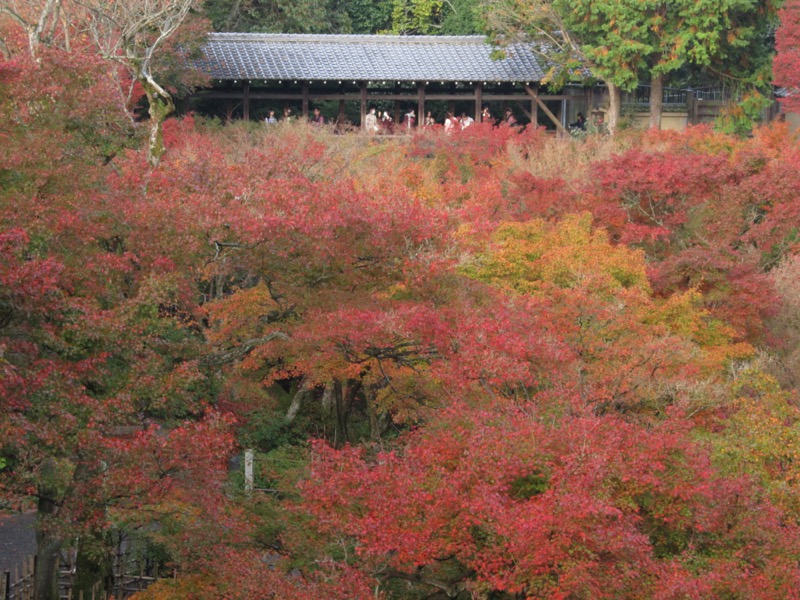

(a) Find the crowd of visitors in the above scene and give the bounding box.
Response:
[263,105,594,133]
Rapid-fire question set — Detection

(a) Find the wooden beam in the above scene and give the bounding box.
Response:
[474,83,482,121]
[417,82,425,127]
[371,93,428,101]
[524,85,568,135]
[194,91,578,103]
[483,94,574,101]
[194,92,304,100]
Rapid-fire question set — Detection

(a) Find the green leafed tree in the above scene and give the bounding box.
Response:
[388,0,483,34]
[203,0,355,33]
[389,0,445,34]
[484,0,773,132]
[635,0,773,129]
[483,0,638,133]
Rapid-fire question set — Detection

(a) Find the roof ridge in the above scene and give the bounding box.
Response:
[207,33,488,45]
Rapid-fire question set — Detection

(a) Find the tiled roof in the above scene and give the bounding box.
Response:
[196,33,547,83]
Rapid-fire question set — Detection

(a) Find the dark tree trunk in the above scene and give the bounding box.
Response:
[73,533,114,599]
[333,379,361,448]
[649,73,664,130]
[34,461,62,600]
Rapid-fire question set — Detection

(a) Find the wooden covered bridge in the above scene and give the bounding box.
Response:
[188,33,592,130]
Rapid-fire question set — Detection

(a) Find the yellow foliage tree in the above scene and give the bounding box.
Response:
[714,369,800,518]
[461,212,650,295]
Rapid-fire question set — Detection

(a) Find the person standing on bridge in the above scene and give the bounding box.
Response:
[310,107,325,126]
[365,107,379,133]
[403,109,416,131]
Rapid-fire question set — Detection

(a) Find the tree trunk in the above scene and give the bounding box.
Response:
[606,82,621,136]
[321,381,334,414]
[367,391,387,441]
[649,74,664,130]
[285,377,311,423]
[35,461,62,600]
[333,379,361,448]
[141,79,175,167]
[72,533,114,599]
[333,381,348,449]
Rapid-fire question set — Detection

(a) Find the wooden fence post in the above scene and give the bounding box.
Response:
[244,449,254,494]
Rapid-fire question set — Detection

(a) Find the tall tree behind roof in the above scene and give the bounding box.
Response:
[203,0,355,32]
[201,0,483,34]
[389,0,484,34]
[483,0,776,133]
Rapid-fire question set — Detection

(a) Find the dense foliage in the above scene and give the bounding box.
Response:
[2,6,800,599]
[202,0,484,34]
[483,0,777,132]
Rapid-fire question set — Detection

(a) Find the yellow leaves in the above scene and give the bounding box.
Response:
[204,282,280,346]
[463,213,650,296]
[129,574,216,600]
[645,289,754,373]
[715,369,800,516]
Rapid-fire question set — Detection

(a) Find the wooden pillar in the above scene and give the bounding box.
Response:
[302,82,309,118]
[360,82,367,130]
[417,82,425,126]
[531,99,538,127]
[243,80,250,121]
[474,83,482,121]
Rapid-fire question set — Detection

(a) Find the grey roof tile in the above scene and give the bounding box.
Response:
[195,34,546,82]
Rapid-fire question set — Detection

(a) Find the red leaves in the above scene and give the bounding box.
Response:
[0,228,66,319]
[5,37,800,595]
[301,402,800,597]
[589,147,732,246]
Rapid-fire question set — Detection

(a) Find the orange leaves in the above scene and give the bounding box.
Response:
[204,282,281,348]
[463,213,650,296]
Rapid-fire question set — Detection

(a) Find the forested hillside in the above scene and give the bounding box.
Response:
[3,2,800,599]
[203,0,484,35]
